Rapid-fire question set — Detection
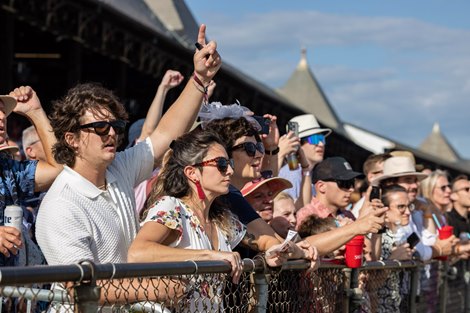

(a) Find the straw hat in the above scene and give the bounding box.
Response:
[287,114,332,139]
[0,95,16,117]
[0,143,19,154]
[371,156,428,186]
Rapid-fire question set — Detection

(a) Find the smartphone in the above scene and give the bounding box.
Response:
[253,116,270,135]
[370,186,381,201]
[287,121,299,137]
[407,232,420,249]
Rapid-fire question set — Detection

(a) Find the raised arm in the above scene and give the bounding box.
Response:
[149,24,221,161]
[261,114,280,176]
[9,86,62,192]
[138,70,184,141]
[305,207,387,256]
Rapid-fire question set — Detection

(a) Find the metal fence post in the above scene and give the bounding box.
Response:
[439,261,449,313]
[252,272,269,313]
[464,260,470,313]
[409,262,419,313]
[342,267,351,313]
[74,261,101,313]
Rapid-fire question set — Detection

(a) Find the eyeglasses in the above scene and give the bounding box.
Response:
[455,187,470,193]
[391,204,412,213]
[437,184,451,192]
[324,179,355,190]
[231,141,265,157]
[79,120,126,136]
[304,134,326,145]
[193,157,234,174]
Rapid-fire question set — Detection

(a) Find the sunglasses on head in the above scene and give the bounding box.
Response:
[303,134,326,145]
[79,120,127,136]
[231,141,265,157]
[324,179,355,190]
[193,157,234,174]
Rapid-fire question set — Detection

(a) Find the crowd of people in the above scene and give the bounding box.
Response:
[1,24,469,312]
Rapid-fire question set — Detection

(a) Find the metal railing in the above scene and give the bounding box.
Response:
[0,258,469,312]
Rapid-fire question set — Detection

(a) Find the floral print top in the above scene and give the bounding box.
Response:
[142,196,246,251]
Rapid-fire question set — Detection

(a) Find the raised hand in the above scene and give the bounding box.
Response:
[261,114,279,148]
[278,131,300,161]
[194,24,222,85]
[355,206,387,234]
[9,86,42,116]
[160,70,184,90]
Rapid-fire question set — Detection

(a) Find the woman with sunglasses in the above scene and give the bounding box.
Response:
[420,170,453,236]
[202,109,317,266]
[129,130,245,286]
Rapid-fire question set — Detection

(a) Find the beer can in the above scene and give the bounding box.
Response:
[4,205,23,231]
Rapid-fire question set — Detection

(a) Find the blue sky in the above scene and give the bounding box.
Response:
[185,1,470,159]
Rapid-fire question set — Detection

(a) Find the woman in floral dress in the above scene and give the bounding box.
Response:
[128,129,246,312]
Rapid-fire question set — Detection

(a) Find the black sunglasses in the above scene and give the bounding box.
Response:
[79,120,127,136]
[324,179,355,190]
[231,141,265,157]
[438,184,451,192]
[193,157,234,174]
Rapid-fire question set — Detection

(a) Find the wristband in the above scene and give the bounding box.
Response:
[192,72,208,104]
[302,170,311,177]
[265,147,280,156]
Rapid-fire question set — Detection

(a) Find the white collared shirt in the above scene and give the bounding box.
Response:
[36,139,154,265]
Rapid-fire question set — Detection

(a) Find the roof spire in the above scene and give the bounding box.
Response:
[298,47,308,70]
[432,122,440,133]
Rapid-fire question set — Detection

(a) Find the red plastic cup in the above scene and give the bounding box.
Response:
[345,235,364,268]
[436,225,454,261]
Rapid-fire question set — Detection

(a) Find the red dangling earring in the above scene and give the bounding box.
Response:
[195,180,205,200]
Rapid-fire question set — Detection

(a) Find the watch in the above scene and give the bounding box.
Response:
[265,147,280,156]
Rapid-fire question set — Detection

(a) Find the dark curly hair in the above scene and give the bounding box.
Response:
[204,117,260,157]
[143,129,238,238]
[50,83,128,167]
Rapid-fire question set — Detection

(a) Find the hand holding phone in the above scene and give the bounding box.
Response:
[253,115,271,135]
[406,232,420,249]
[369,186,381,201]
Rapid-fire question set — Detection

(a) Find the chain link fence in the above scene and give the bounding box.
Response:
[0,258,469,312]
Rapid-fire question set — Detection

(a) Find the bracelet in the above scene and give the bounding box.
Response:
[302,170,311,177]
[265,147,279,156]
[301,164,310,169]
[192,72,208,103]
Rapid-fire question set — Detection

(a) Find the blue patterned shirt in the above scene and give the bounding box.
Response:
[0,153,37,266]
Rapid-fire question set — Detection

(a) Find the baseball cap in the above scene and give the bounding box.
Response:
[312,157,363,183]
[0,95,17,117]
[241,176,293,198]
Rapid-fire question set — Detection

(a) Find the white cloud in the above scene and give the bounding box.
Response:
[200,10,470,159]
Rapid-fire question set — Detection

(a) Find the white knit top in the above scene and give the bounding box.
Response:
[36,139,154,265]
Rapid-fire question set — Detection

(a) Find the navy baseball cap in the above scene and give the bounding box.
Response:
[312,157,363,183]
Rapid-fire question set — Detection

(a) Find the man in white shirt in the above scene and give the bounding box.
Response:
[36,25,222,266]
